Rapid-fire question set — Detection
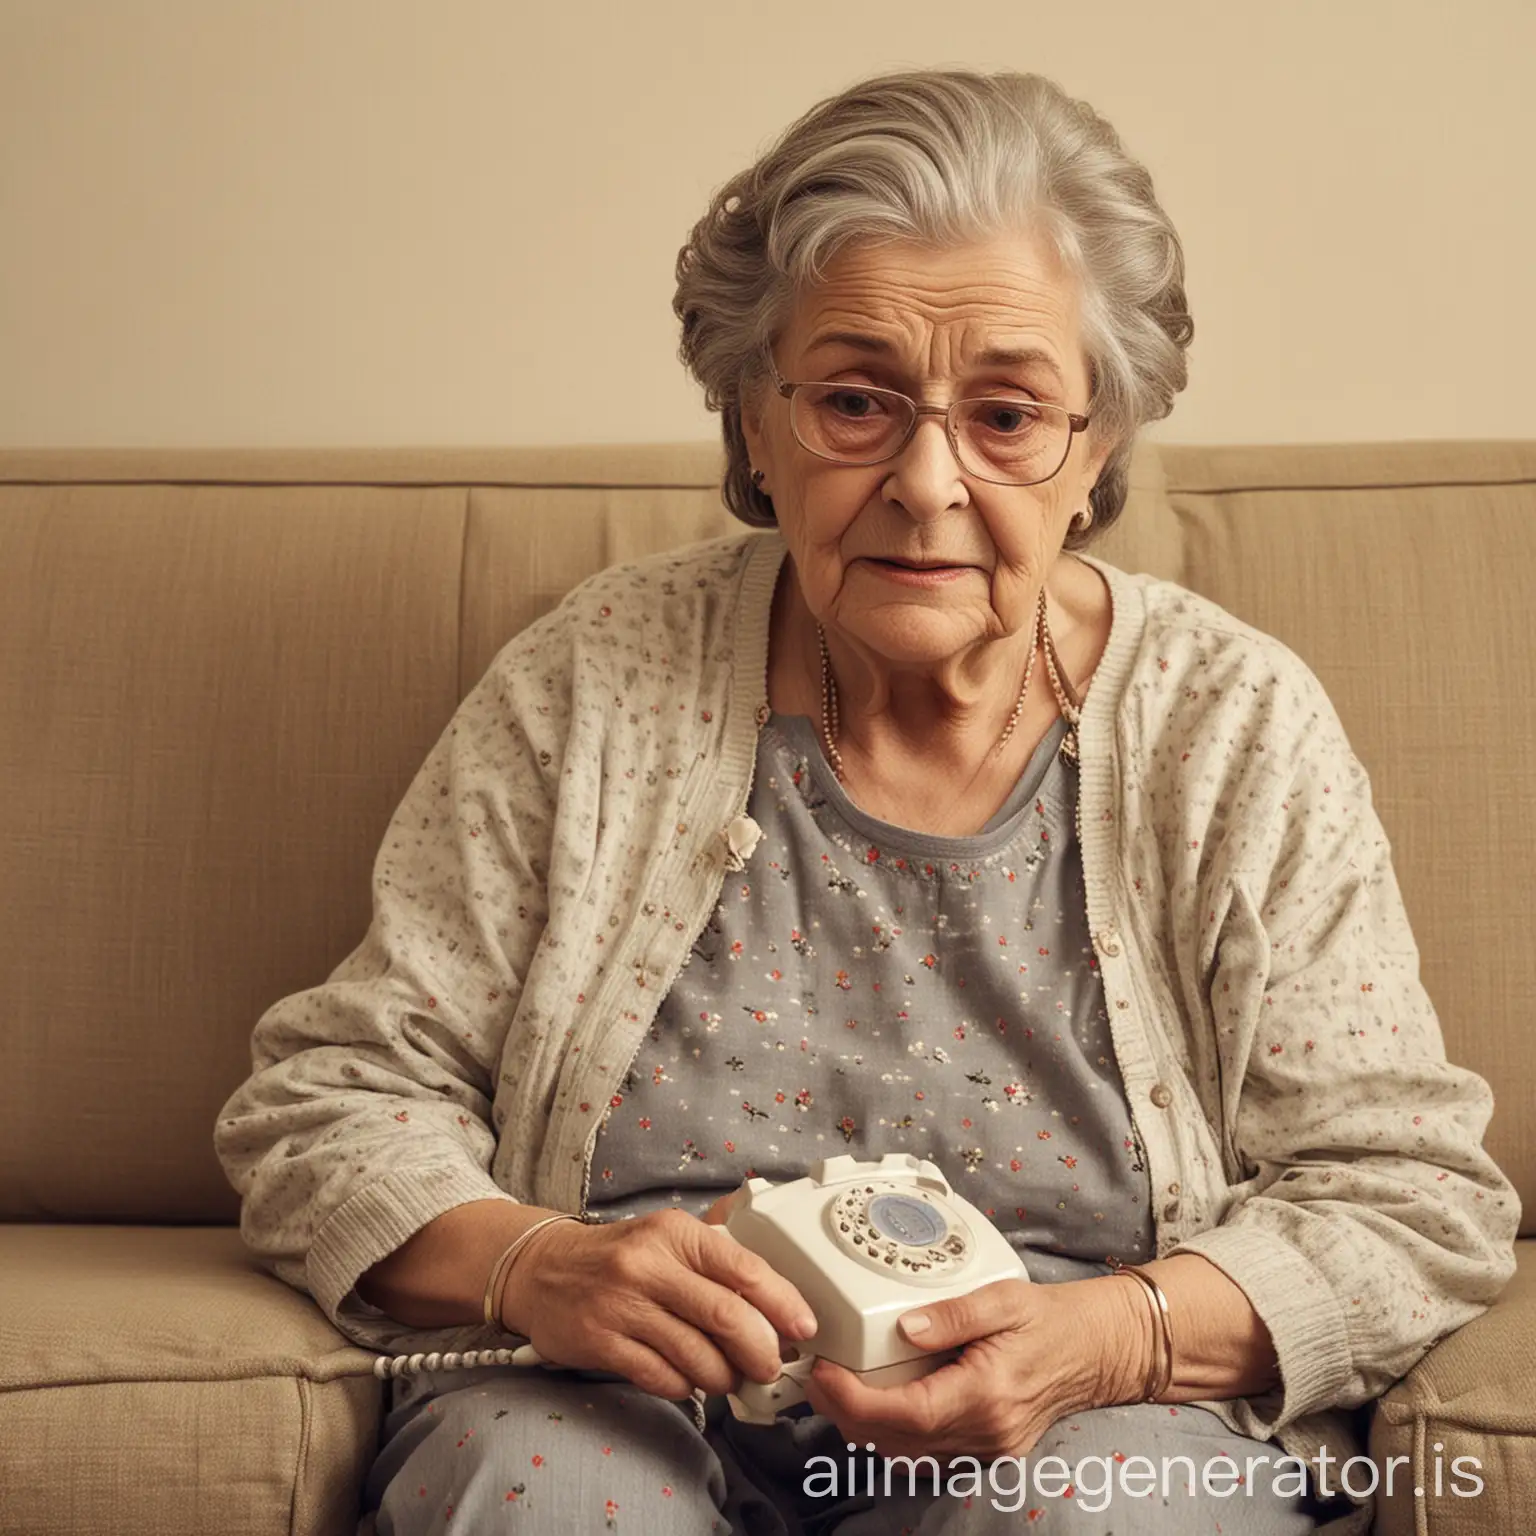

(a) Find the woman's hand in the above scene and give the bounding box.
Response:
[803,1274,1154,1461]
[499,1207,818,1400]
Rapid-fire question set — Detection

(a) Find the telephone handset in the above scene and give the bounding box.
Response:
[364,1153,1028,1418]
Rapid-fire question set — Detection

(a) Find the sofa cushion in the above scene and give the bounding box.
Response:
[1369,1237,1536,1533]
[0,1223,382,1536]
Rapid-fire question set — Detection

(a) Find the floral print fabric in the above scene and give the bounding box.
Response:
[586,709,1155,1285]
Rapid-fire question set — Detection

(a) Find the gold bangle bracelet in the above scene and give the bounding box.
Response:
[1107,1258,1176,1402]
[482,1214,583,1329]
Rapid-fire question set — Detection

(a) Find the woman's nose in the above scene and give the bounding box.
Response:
[884,412,968,518]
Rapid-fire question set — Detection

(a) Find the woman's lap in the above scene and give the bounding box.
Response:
[361,1365,1328,1534]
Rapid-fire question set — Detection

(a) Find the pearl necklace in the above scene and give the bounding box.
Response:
[817,586,1083,786]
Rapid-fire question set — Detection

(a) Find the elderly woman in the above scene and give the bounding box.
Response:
[216,67,1516,1536]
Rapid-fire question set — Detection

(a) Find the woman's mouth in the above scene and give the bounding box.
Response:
[864,557,972,584]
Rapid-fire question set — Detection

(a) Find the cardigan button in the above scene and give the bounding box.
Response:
[1096,928,1122,958]
[1149,1082,1174,1109]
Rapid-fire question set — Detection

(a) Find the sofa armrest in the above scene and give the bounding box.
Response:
[1368,1238,1536,1533]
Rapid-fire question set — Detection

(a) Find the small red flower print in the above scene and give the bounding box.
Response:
[394,1111,410,1122]
[1060,1155,1078,1169]
[579,1102,591,1113]
[775,1091,786,1103]
[602,1446,613,1456]
[914,1091,925,1101]
[532,1454,545,1467]
[997,935,1007,946]
[662,1486,674,1497]
[921,953,937,969]
[866,846,880,863]
[835,970,852,990]
[1010,1159,1021,1172]
[953,1024,966,1040]
[598,606,611,618]
[769,968,782,980]
[838,1115,857,1142]
[637,1117,652,1130]
[961,1118,973,1129]
[1304,1039,1316,1051]
[1037,947,1050,957]
[1037,1129,1052,1140]
[1413,1115,1423,1125]
[1268,1043,1283,1054]
[724,1140,735,1153]
[610,1093,623,1108]
[701,709,712,722]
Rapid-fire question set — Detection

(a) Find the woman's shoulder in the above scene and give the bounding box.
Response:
[561,528,767,613]
[481,529,771,682]
[1107,562,1337,719]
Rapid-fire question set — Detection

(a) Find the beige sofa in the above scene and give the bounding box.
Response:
[1,439,1532,1535]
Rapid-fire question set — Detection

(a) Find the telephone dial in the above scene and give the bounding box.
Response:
[366,1153,1028,1423]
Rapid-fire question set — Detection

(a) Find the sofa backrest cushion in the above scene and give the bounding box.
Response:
[0,440,1530,1234]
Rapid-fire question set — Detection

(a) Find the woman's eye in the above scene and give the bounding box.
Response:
[830,391,882,417]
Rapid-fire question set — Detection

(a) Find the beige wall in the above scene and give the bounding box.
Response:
[0,0,1530,452]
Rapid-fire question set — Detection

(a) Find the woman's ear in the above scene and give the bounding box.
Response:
[740,381,767,467]
[1081,432,1116,507]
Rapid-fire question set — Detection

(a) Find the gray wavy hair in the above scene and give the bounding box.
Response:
[672,67,1193,550]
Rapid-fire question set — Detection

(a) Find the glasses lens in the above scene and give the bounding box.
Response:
[792,385,913,465]
[954,398,1068,485]
[792,386,1069,485]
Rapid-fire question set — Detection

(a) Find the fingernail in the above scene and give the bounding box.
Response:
[901,1311,931,1336]
[793,1313,818,1339]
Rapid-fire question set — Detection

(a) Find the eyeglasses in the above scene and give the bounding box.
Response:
[765,350,1090,488]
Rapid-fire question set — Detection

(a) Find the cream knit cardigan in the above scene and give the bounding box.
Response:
[215,528,1518,1519]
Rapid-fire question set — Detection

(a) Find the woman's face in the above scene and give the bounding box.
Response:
[741,229,1111,668]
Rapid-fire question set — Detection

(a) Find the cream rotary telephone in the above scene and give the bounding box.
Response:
[366,1153,1027,1413]
[721,1152,1029,1424]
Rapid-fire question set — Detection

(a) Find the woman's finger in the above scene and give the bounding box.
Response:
[652,1263,786,1386]
[681,1220,818,1343]
[601,1334,695,1401]
[631,1305,742,1397]
[896,1279,1030,1351]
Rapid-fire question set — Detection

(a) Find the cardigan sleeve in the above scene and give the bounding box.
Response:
[212,593,578,1350]
[1165,666,1521,1438]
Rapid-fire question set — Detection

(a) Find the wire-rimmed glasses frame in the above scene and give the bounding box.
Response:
[763,349,1092,488]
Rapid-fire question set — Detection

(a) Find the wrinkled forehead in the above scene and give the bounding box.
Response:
[777,231,1089,400]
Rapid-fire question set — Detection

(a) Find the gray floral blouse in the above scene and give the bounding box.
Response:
[586,708,1156,1285]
